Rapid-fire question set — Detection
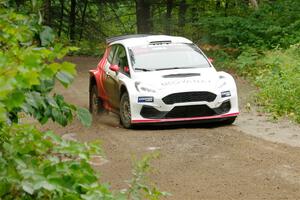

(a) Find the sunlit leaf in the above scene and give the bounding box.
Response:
[39,26,55,47]
[56,71,74,87]
[77,107,92,127]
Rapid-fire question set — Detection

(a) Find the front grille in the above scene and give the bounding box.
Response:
[140,106,166,119]
[140,101,231,119]
[165,105,216,118]
[162,92,217,105]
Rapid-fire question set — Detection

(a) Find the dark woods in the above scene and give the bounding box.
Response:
[9,0,300,49]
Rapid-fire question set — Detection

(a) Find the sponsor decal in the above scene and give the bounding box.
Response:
[161,79,211,86]
[138,96,154,103]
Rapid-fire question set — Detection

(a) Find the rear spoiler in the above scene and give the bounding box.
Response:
[106,34,153,44]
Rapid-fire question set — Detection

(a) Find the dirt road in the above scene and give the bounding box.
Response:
[46,56,300,200]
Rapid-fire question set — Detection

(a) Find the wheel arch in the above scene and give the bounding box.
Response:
[120,84,128,99]
[89,71,97,93]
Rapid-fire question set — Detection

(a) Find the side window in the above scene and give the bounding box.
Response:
[107,45,117,64]
[113,46,130,75]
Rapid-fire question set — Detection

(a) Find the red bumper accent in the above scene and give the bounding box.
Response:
[131,112,239,124]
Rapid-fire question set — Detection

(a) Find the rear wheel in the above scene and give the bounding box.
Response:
[89,85,103,115]
[120,92,132,129]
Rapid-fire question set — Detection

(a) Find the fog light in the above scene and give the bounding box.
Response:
[221,91,231,98]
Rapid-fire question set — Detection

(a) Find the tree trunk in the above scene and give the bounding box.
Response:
[43,0,51,26]
[249,0,259,9]
[225,0,229,16]
[165,0,173,35]
[178,0,187,28]
[136,0,152,34]
[79,0,88,40]
[216,0,221,10]
[15,0,25,11]
[69,0,76,41]
[58,0,64,37]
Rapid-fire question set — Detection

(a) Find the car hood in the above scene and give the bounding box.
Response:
[133,67,221,92]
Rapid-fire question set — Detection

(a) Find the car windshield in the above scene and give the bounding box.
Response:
[128,43,210,71]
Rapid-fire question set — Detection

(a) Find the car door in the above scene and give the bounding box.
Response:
[101,45,117,109]
[103,45,123,109]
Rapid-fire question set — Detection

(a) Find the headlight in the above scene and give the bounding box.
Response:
[135,82,156,93]
[221,91,231,98]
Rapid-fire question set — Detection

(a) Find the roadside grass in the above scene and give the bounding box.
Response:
[205,44,300,123]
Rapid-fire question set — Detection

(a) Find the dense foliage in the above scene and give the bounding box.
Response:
[0,3,165,199]
[0,4,91,126]
[0,124,104,199]
[199,0,300,48]
[10,0,298,49]
[236,46,300,122]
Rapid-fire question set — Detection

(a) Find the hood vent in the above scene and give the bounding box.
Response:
[163,73,200,78]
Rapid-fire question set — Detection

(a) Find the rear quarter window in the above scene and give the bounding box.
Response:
[107,45,117,63]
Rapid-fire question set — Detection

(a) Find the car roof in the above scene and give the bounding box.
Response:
[107,34,193,47]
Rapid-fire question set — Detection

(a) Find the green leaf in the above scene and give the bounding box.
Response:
[77,107,92,127]
[0,180,10,197]
[4,90,25,111]
[33,180,56,191]
[61,62,76,75]
[22,181,34,195]
[39,26,55,46]
[56,71,74,87]
[49,63,61,73]
[46,96,59,108]
[52,108,67,126]
[0,103,7,122]
[24,54,40,69]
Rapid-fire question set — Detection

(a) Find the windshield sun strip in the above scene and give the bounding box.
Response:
[129,43,210,71]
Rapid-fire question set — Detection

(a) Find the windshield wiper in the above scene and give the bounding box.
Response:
[155,67,180,71]
[135,67,152,72]
[155,66,199,71]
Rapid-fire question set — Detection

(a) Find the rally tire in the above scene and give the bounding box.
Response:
[89,85,103,115]
[120,92,132,129]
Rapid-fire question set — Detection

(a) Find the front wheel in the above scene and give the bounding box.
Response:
[120,92,132,129]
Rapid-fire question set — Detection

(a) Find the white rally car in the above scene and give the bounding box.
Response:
[89,35,239,128]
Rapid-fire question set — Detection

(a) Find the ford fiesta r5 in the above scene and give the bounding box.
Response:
[89,34,239,128]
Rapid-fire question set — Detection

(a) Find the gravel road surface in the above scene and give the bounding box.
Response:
[44,56,300,200]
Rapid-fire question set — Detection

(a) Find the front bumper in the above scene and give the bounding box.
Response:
[131,112,239,124]
[130,90,239,124]
[140,100,231,119]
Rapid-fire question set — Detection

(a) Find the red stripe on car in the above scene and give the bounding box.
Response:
[131,112,239,123]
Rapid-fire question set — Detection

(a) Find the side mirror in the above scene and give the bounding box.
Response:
[109,64,119,72]
[208,58,214,63]
[124,66,129,73]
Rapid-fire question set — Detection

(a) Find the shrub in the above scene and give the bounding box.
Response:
[255,45,300,122]
[0,3,165,200]
[234,45,300,122]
